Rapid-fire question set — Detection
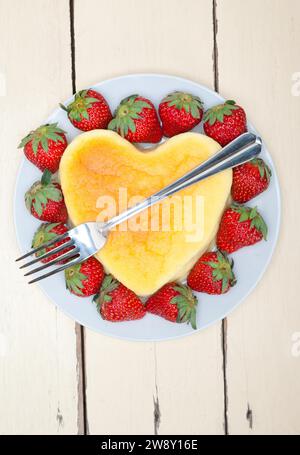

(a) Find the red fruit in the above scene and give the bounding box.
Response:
[25,169,68,223]
[60,89,112,131]
[203,100,246,146]
[159,91,203,137]
[232,158,272,203]
[145,282,197,329]
[65,257,105,297]
[217,204,268,253]
[108,95,162,143]
[94,275,146,322]
[32,223,71,264]
[19,123,68,173]
[187,251,236,295]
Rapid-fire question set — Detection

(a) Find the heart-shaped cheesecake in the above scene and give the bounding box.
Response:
[59,130,232,295]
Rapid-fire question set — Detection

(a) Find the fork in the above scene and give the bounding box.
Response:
[16,132,262,283]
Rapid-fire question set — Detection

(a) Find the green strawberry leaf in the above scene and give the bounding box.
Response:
[41,169,52,186]
[204,100,240,126]
[32,223,60,256]
[18,123,66,155]
[190,309,197,330]
[171,283,198,329]
[232,204,268,240]
[25,173,63,217]
[251,158,272,182]
[93,274,118,311]
[65,263,88,296]
[162,91,203,119]
[62,89,101,123]
[203,250,236,293]
[33,197,43,216]
[109,95,152,137]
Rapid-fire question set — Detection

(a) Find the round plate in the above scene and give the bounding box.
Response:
[14,74,281,341]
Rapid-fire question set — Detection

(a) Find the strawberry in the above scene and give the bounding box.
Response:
[25,169,67,223]
[158,91,203,137]
[18,123,68,173]
[145,282,197,329]
[187,251,236,294]
[32,223,71,264]
[65,257,105,297]
[217,204,268,253]
[93,275,145,322]
[203,100,246,146]
[60,89,112,131]
[232,158,272,203]
[108,95,162,143]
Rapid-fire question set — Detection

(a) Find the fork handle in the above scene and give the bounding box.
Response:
[104,134,262,232]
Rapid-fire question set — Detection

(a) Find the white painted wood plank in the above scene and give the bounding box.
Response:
[0,0,79,434]
[75,0,225,434]
[74,0,215,91]
[155,330,225,435]
[84,336,156,435]
[217,0,300,434]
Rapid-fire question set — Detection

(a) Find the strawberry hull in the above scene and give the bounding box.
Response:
[216,205,267,253]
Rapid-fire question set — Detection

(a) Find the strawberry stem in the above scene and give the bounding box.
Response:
[59,103,68,112]
[41,169,52,186]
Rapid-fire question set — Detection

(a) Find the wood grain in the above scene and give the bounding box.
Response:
[0,0,78,434]
[217,0,300,434]
[74,0,225,435]
[1,0,299,435]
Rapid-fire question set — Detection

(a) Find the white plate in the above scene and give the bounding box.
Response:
[14,74,281,341]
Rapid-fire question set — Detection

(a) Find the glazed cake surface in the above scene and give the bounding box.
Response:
[60,130,232,295]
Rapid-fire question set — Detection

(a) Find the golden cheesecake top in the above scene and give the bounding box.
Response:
[59,130,232,295]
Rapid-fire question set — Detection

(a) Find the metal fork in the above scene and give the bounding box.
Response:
[16,132,262,283]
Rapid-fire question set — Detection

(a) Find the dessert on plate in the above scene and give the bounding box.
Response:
[18,86,271,329]
[59,130,232,296]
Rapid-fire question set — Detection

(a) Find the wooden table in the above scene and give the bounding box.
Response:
[0,0,299,435]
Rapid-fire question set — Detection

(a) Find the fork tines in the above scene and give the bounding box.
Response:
[16,233,81,284]
[15,232,69,262]
[27,254,81,284]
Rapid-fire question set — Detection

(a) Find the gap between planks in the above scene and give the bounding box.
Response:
[69,0,88,435]
[212,0,229,435]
